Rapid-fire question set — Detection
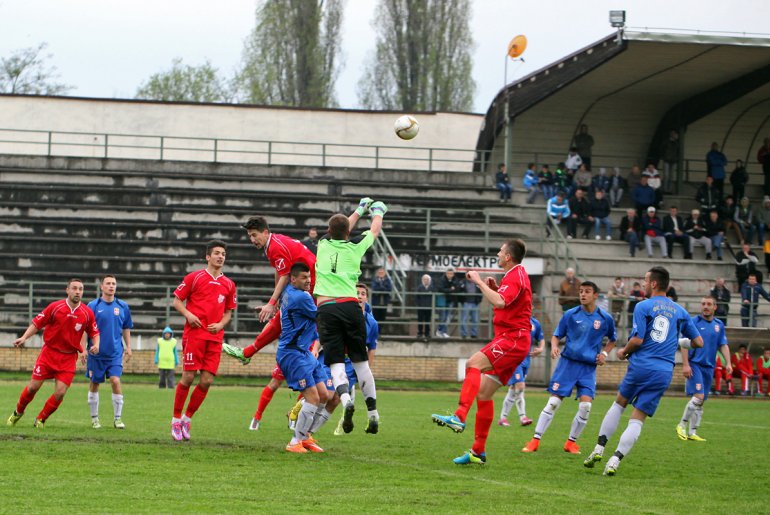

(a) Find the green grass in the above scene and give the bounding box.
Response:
[1,377,768,514]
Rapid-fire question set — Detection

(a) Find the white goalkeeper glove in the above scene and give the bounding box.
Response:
[370,201,388,217]
[355,197,374,216]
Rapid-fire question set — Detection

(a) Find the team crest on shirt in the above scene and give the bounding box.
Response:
[75,323,82,331]
[696,383,702,391]
[715,325,720,333]
[593,320,601,330]
[218,294,225,304]
[114,307,120,316]
[489,345,504,359]
[275,258,286,271]
[298,379,307,388]
[498,285,508,294]
[553,382,560,390]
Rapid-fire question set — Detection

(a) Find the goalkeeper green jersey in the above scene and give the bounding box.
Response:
[314,231,375,298]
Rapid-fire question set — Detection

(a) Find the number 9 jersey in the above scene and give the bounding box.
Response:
[629,296,700,372]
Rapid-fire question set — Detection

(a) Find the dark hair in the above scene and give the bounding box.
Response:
[356,283,369,295]
[242,216,269,232]
[614,276,622,281]
[748,272,758,279]
[504,239,526,264]
[648,266,670,292]
[580,281,599,294]
[101,274,116,283]
[290,262,310,276]
[328,213,350,240]
[542,164,550,169]
[497,163,505,170]
[67,278,83,287]
[527,162,535,169]
[739,344,747,350]
[206,240,227,255]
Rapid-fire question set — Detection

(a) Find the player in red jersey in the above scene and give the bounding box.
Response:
[171,240,237,441]
[7,278,100,428]
[757,348,770,396]
[432,239,532,465]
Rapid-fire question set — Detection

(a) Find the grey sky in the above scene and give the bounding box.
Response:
[1,0,768,113]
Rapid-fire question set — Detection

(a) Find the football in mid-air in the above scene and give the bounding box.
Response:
[394,115,419,140]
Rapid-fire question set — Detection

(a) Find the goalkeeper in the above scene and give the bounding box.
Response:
[314,198,387,435]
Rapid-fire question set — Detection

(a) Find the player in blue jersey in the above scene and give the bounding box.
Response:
[583,266,703,476]
[85,275,133,429]
[676,296,732,442]
[522,282,616,454]
[276,263,330,453]
[498,315,545,427]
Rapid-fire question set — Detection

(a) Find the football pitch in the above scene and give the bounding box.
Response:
[1,376,768,514]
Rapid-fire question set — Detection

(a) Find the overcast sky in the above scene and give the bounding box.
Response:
[1,0,768,113]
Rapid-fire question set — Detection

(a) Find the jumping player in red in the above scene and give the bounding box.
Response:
[432,239,532,465]
[7,278,100,428]
[171,240,236,441]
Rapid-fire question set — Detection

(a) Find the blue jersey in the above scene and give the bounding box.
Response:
[629,296,699,371]
[687,315,727,368]
[278,285,317,351]
[554,306,616,365]
[523,317,544,368]
[87,297,133,359]
[364,310,379,351]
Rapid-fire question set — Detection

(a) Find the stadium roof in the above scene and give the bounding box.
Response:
[476,30,770,173]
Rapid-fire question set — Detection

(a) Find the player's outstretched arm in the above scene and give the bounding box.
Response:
[13,323,39,347]
[260,272,289,322]
[369,201,388,239]
[466,270,504,308]
[348,197,374,231]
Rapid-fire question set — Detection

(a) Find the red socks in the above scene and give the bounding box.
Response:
[455,367,481,423]
[254,386,275,420]
[244,316,282,358]
[173,383,191,418]
[16,386,36,414]
[184,385,209,418]
[37,395,62,422]
[472,399,494,456]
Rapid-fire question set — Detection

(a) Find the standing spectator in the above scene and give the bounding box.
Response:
[591,167,611,194]
[459,276,481,339]
[735,243,762,286]
[685,209,713,260]
[719,195,743,244]
[643,164,663,208]
[758,137,770,196]
[706,142,728,195]
[710,278,731,326]
[632,175,656,216]
[740,273,770,327]
[591,189,612,240]
[301,227,319,255]
[696,176,721,216]
[573,124,595,169]
[546,190,570,237]
[642,206,668,258]
[608,167,627,207]
[735,197,758,245]
[495,163,513,203]
[731,344,756,395]
[436,267,462,338]
[619,208,642,257]
[730,159,749,202]
[558,267,581,312]
[705,210,726,260]
[627,165,643,191]
[155,326,179,389]
[754,196,770,245]
[626,281,645,328]
[415,274,433,341]
[567,188,592,239]
[659,129,679,193]
[663,206,691,260]
[523,163,541,204]
[607,277,626,326]
[370,267,392,323]
[756,348,770,396]
[574,164,593,190]
[565,147,583,174]
[539,164,555,200]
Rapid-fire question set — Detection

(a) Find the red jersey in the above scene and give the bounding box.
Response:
[265,233,316,283]
[732,352,754,375]
[756,356,770,374]
[493,264,532,335]
[174,269,237,342]
[31,299,99,354]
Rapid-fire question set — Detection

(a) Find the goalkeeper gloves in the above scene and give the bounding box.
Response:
[370,201,388,217]
[355,197,374,216]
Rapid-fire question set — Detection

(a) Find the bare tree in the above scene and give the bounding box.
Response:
[234,0,344,107]
[358,0,475,112]
[135,58,230,103]
[0,43,72,95]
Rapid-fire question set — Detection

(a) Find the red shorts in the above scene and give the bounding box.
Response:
[271,362,285,381]
[32,347,79,386]
[182,335,222,375]
[480,329,530,386]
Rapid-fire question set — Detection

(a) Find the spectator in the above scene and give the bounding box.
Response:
[665,285,678,302]
[756,348,770,397]
[619,208,642,257]
[155,326,178,389]
[591,189,612,240]
[565,146,583,173]
[710,277,731,326]
[696,176,721,216]
[523,162,541,204]
[659,129,679,193]
[300,227,319,255]
[608,166,627,207]
[719,195,743,244]
[705,210,726,261]
[765,237,770,276]
[546,190,570,237]
[685,209,713,260]
[539,164,555,200]
[459,275,481,339]
[758,137,770,196]
[627,164,643,191]
[607,277,626,326]
[706,142,728,195]
[558,267,581,312]
[370,267,392,322]
[435,267,461,338]
[573,124,594,169]
[735,243,762,286]
[632,175,656,216]
[643,163,663,207]
[734,197,758,245]
[627,281,645,328]
[754,196,770,245]
[731,344,756,396]
[415,274,433,341]
[740,273,770,328]
[495,163,513,203]
[642,206,668,258]
[730,159,749,202]
[591,167,611,194]
[553,162,571,196]
[567,188,592,239]
[662,206,691,260]
[714,351,732,395]
[574,163,593,190]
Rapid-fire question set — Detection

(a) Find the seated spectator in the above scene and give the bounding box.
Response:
[546,190,570,237]
[685,209,713,260]
[565,147,582,174]
[591,189,612,240]
[495,163,513,202]
[619,208,642,257]
[756,348,770,397]
[627,281,645,328]
[734,196,758,245]
[740,273,770,328]
[705,210,726,261]
[735,242,762,286]
[415,274,433,340]
[567,188,592,239]
[642,206,668,258]
[754,196,770,245]
[632,175,656,216]
[696,175,721,216]
[591,167,610,194]
[662,206,691,259]
[539,164,555,200]
[607,277,626,326]
[370,267,392,322]
[709,277,730,325]
[719,195,743,244]
[609,167,627,207]
[558,267,581,311]
[523,162,540,204]
[730,159,748,202]
[731,344,756,395]
[574,163,593,190]
[301,227,319,255]
[714,351,732,395]
[706,142,728,196]
[553,162,571,197]
[643,163,663,207]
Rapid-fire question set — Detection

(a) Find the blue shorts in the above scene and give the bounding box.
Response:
[85,355,123,383]
[547,357,596,399]
[685,363,714,401]
[276,348,329,392]
[507,362,529,386]
[618,366,673,417]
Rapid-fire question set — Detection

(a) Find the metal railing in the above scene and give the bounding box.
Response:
[371,231,408,317]
[540,215,582,277]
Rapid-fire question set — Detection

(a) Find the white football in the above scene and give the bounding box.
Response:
[394,115,419,140]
